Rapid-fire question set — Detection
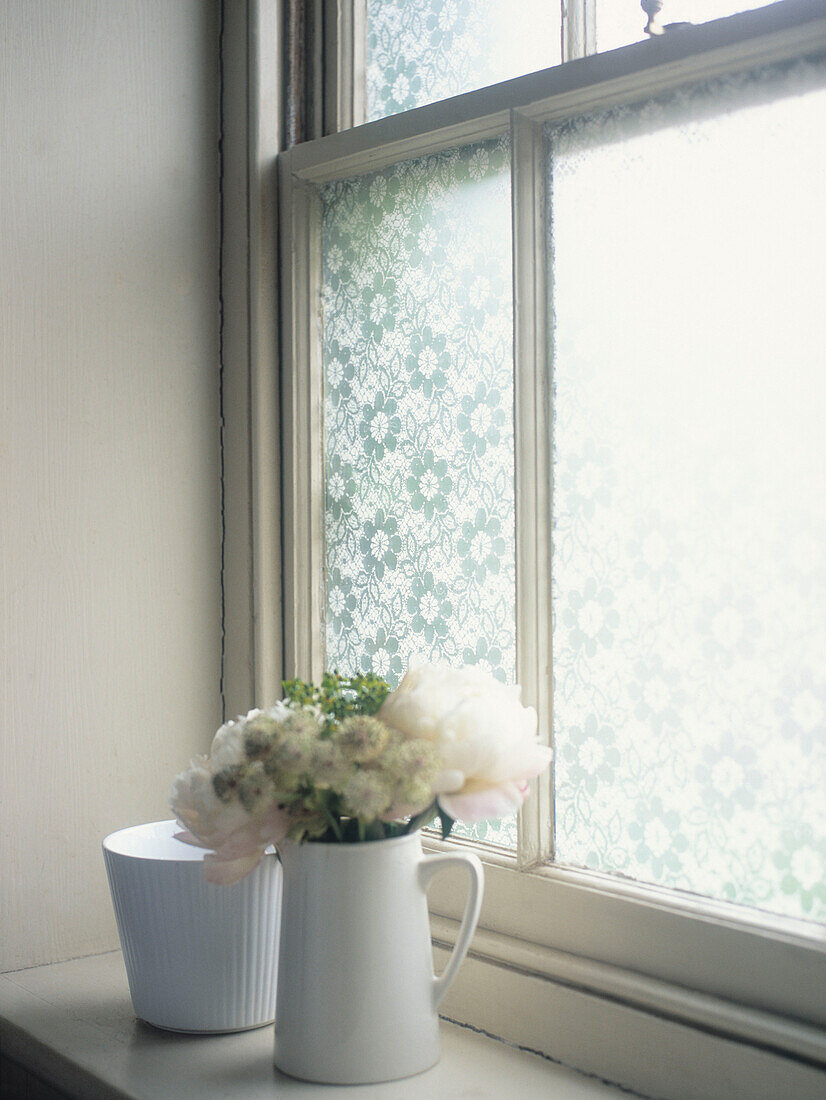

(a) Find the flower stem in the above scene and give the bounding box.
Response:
[318,793,343,841]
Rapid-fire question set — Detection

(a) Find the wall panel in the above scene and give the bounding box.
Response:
[1,0,222,970]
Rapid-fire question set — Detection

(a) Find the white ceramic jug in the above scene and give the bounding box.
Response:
[273,831,483,1084]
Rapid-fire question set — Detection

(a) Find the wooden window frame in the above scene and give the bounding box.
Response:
[234,1,826,1093]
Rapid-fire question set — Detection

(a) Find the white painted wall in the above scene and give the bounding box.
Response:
[1,0,223,971]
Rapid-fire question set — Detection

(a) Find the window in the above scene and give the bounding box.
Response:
[365,0,561,120]
[277,2,826,1093]
[334,0,798,129]
[321,136,520,849]
[549,61,826,924]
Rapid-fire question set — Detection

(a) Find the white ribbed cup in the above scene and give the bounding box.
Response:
[103,820,281,1033]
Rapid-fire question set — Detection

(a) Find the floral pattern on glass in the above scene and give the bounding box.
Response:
[549,61,826,922]
[366,0,561,122]
[321,136,518,849]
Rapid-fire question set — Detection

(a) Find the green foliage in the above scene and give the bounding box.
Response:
[403,804,438,836]
[438,809,456,841]
[282,671,391,734]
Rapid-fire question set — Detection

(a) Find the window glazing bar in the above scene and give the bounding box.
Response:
[562,0,597,61]
[512,109,554,867]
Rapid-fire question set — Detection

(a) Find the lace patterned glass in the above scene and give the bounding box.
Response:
[366,0,561,122]
[321,137,518,848]
[549,60,826,921]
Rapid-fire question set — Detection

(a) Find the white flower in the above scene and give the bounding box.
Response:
[791,846,822,892]
[369,177,387,206]
[265,701,294,723]
[579,737,605,772]
[643,818,672,859]
[419,470,440,496]
[341,770,393,821]
[169,703,294,885]
[370,529,390,557]
[469,530,492,560]
[419,591,440,620]
[209,721,246,771]
[327,357,345,388]
[329,588,347,615]
[392,74,410,102]
[378,661,551,823]
[335,716,389,763]
[468,404,492,435]
[369,294,387,324]
[170,755,290,884]
[418,226,437,253]
[328,471,346,498]
[369,411,389,442]
[468,150,489,179]
[418,345,438,371]
[169,755,247,849]
[371,648,394,677]
[577,599,605,638]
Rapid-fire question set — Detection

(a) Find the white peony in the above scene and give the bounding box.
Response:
[210,703,293,771]
[378,661,552,823]
[208,721,247,771]
[169,755,248,849]
[169,750,290,885]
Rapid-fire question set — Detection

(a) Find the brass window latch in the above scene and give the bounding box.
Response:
[641,0,694,37]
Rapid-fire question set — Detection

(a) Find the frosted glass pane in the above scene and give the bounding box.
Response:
[549,61,826,921]
[322,137,517,848]
[366,0,561,122]
[596,1,786,53]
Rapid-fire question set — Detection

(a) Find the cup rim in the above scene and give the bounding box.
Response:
[102,819,280,864]
[102,819,198,861]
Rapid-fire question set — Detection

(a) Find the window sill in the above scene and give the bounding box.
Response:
[0,950,626,1099]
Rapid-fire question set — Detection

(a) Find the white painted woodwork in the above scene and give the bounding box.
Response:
[286,1,826,185]
[277,3,826,1084]
[1,951,625,1098]
[1,0,222,971]
[220,0,285,717]
[433,942,826,1100]
[511,109,554,868]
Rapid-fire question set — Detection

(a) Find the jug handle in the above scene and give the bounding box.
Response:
[419,851,484,1010]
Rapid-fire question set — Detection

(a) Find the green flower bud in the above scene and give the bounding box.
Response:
[341,769,393,821]
[282,710,321,740]
[335,715,390,764]
[309,739,348,789]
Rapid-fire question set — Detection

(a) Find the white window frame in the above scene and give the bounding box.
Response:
[273,2,826,1094]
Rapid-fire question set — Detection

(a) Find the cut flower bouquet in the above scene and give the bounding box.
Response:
[170,660,552,884]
